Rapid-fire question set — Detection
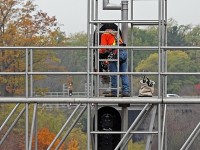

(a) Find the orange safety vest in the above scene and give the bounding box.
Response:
[100,31,123,54]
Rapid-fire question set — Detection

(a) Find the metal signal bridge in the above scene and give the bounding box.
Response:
[1,0,200,150]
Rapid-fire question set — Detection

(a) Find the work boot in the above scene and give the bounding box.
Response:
[121,93,130,97]
[104,94,117,97]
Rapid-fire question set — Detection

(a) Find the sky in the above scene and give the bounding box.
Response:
[34,0,200,35]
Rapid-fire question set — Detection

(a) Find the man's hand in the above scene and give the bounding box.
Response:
[99,51,110,59]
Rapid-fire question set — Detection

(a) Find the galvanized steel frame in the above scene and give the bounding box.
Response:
[0,0,200,150]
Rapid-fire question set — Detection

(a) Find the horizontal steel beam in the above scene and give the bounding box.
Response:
[0,97,200,104]
[90,20,160,25]
[1,71,200,76]
[1,46,200,50]
[0,47,87,50]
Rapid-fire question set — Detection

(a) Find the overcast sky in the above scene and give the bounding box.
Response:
[34,0,200,35]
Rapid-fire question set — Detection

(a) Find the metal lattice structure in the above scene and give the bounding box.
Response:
[1,0,200,150]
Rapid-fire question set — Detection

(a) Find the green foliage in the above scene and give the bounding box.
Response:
[37,108,66,133]
[135,53,158,72]
[54,32,88,92]
[135,50,199,93]
[0,104,28,133]
[66,128,87,150]
[128,141,145,150]
[67,32,88,46]
[185,25,200,46]
[128,26,158,70]
[128,26,158,46]
[167,50,190,71]
[167,18,190,46]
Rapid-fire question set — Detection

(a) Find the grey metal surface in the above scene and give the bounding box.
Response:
[0,0,200,150]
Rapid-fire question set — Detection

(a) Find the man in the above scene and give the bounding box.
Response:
[100,23,130,97]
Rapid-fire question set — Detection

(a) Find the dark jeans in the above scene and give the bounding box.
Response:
[109,49,130,95]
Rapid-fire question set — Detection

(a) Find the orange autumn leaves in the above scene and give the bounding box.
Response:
[67,138,79,150]
[32,128,78,150]
[0,0,64,96]
[32,128,63,150]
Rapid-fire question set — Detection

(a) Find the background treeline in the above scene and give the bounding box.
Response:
[0,0,200,96]
[1,0,200,149]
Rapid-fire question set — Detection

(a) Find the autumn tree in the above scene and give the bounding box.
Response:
[67,138,79,150]
[194,83,200,95]
[66,128,87,150]
[135,51,198,94]
[31,128,64,150]
[185,25,200,46]
[128,141,145,150]
[0,0,67,96]
[127,26,158,71]
[167,18,190,46]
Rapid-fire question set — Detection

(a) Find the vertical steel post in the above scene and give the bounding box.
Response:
[121,0,128,44]
[87,1,91,149]
[158,0,162,148]
[130,0,134,96]
[25,48,29,150]
[29,49,38,150]
[121,1,129,150]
